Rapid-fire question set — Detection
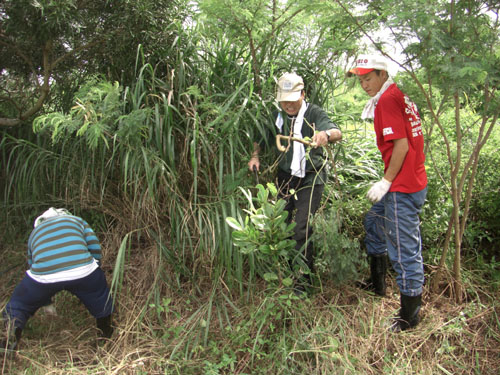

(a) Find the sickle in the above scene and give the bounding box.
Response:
[276,134,317,152]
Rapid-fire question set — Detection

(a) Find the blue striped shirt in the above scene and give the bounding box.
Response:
[27,215,102,275]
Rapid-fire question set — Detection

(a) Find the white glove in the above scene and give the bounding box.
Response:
[367,178,392,203]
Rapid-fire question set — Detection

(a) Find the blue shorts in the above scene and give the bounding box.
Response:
[4,267,113,329]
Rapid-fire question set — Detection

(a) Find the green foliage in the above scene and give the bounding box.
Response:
[472,254,500,290]
[203,352,236,375]
[198,0,359,108]
[314,206,366,285]
[333,129,383,197]
[33,79,150,149]
[465,128,500,249]
[193,290,312,372]
[226,183,298,288]
[0,0,188,125]
[419,105,500,254]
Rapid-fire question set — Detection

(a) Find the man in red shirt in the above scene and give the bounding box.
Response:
[348,55,428,331]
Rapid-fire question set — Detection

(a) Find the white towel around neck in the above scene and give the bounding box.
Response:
[275,100,308,178]
[361,78,394,120]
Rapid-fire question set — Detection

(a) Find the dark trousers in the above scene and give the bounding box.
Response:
[4,267,113,329]
[277,169,325,273]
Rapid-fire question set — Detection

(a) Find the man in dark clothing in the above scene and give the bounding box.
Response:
[248,72,342,291]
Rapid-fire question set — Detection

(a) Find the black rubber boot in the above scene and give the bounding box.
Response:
[96,315,113,339]
[390,294,422,332]
[370,254,387,296]
[357,254,387,296]
[0,326,22,351]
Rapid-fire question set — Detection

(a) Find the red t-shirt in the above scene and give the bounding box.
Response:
[374,84,427,193]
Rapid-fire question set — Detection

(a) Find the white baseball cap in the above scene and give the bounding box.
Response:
[276,72,304,102]
[34,207,71,228]
[348,55,388,76]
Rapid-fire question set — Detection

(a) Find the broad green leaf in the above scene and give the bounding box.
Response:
[263,272,278,282]
[225,217,242,231]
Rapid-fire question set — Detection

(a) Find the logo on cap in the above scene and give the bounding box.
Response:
[282,81,293,90]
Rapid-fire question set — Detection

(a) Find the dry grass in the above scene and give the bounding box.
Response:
[1,237,499,375]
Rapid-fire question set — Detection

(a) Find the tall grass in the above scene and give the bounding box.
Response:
[1,24,279,293]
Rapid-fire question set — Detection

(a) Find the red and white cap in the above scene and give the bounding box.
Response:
[348,55,388,76]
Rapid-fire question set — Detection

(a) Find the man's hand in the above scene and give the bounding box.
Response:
[312,131,330,148]
[367,178,392,202]
[249,142,260,171]
[248,157,260,172]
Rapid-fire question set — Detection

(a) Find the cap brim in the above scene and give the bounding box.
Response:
[277,90,302,102]
[347,67,375,77]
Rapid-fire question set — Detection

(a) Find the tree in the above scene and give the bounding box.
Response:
[197,0,360,102]
[0,0,187,127]
[336,0,500,302]
[198,0,302,93]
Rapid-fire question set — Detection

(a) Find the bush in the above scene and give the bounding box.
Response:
[226,183,300,289]
[314,204,367,285]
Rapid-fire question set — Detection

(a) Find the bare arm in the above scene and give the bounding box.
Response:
[327,129,342,143]
[248,142,261,171]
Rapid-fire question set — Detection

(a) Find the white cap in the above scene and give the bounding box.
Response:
[276,72,304,102]
[34,207,71,228]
